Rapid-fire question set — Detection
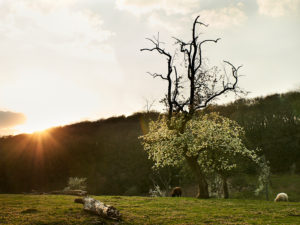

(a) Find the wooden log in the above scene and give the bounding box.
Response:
[75,197,121,220]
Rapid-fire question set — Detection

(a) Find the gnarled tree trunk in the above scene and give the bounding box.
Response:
[222,176,229,199]
[186,156,209,199]
[197,178,209,199]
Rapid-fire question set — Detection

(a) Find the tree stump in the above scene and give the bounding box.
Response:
[75,197,121,220]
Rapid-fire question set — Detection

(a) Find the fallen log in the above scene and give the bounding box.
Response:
[75,197,121,220]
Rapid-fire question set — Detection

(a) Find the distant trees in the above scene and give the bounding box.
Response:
[0,92,299,196]
[207,92,300,173]
[141,16,244,198]
[0,113,157,195]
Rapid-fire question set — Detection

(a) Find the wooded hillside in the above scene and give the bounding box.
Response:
[207,91,300,173]
[0,92,299,194]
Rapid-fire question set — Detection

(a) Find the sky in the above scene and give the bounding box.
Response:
[0,0,299,135]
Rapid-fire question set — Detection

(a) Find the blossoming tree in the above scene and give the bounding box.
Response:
[140,113,260,198]
[141,16,246,198]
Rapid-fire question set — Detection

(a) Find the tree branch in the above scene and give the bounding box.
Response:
[195,61,242,110]
[147,72,168,80]
[199,38,221,47]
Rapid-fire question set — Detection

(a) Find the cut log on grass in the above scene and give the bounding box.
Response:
[75,197,121,220]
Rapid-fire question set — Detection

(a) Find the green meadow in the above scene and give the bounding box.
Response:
[1,194,299,225]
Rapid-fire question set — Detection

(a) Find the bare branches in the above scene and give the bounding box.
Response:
[141,34,171,60]
[194,61,242,110]
[172,67,179,102]
[199,38,221,47]
[171,66,188,113]
[143,98,156,113]
[147,72,168,80]
[194,15,208,28]
[141,16,244,116]
[141,34,174,117]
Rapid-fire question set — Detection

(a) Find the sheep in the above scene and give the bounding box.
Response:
[274,193,288,202]
[171,187,182,197]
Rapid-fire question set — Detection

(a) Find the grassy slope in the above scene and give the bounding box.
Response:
[0,194,299,225]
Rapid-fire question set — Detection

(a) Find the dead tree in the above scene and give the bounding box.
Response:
[143,98,156,113]
[141,16,244,199]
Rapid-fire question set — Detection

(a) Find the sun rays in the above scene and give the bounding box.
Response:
[4,129,63,173]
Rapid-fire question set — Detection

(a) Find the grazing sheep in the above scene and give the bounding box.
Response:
[274,193,288,202]
[171,187,182,197]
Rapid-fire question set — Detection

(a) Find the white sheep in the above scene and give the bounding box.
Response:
[274,193,288,202]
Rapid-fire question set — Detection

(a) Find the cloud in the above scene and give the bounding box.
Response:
[257,0,300,17]
[0,0,124,134]
[147,13,182,33]
[116,0,199,15]
[0,111,26,128]
[23,0,78,11]
[0,0,114,61]
[197,3,247,29]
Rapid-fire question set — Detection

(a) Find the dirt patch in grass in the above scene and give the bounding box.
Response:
[21,208,39,214]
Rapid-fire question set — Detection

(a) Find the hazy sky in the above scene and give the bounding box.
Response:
[0,0,299,135]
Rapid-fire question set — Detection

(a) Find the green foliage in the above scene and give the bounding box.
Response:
[140,113,260,176]
[140,115,185,168]
[148,185,167,197]
[206,174,224,198]
[255,156,271,199]
[229,174,300,202]
[229,174,257,195]
[185,113,260,175]
[64,177,87,191]
[207,91,300,173]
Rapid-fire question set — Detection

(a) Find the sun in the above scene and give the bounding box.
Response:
[14,122,53,135]
[12,113,73,135]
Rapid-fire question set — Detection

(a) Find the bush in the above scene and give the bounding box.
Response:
[64,177,87,191]
[207,175,223,198]
[149,185,167,197]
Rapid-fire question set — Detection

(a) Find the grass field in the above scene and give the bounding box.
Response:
[0,194,299,224]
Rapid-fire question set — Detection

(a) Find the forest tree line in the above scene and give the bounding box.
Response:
[0,91,299,195]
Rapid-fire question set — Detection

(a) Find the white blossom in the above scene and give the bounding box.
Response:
[140,113,260,174]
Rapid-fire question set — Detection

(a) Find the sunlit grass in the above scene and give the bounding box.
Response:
[0,194,299,224]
